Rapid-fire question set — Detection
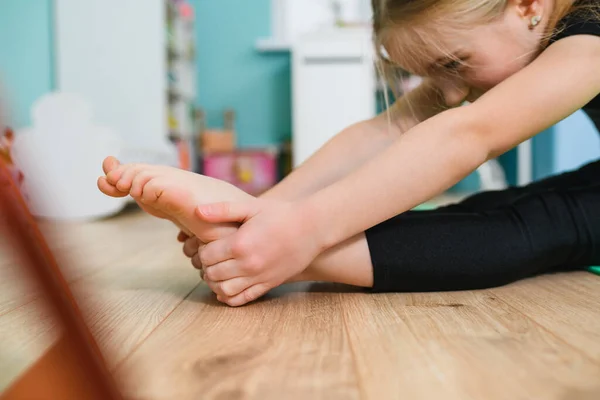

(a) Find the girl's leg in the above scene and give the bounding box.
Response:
[367,182,600,292]
[438,159,600,212]
[302,179,600,292]
[299,233,374,287]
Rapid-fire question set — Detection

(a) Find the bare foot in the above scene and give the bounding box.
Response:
[97,157,322,304]
[98,157,253,243]
[98,157,192,235]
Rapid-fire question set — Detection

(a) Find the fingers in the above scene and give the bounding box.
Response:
[195,201,258,224]
[97,176,128,198]
[204,276,254,299]
[203,260,240,282]
[216,283,272,307]
[201,238,234,267]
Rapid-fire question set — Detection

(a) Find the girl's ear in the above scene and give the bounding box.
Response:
[509,0,545,21]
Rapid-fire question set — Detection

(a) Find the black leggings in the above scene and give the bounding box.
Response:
[365,159,600,292]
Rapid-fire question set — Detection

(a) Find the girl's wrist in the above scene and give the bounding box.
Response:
[295,195,340,253]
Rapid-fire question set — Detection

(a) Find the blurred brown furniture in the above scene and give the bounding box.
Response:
[0,158,123,400]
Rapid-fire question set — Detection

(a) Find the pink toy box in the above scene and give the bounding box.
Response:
[203,148,278,196]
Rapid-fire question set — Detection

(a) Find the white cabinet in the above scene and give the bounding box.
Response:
[258,0,373,51]
[292,28,376,166]
[53,0,196,167]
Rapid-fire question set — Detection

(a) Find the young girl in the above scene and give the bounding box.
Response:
[100,0,600,307]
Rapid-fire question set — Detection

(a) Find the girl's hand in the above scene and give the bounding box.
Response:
[196,199,323,307]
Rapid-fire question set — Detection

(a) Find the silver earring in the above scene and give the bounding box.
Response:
[530,15,541,27]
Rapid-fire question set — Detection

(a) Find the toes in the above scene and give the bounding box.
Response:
[105,162,136,186]
[177,231,191,243]
[191,253,203,270]
[97,176,128,198]
[105,163,144,189]
[106,168,124,187]
[139,178,160,204]
[140,178,188,215]
[139,178,202,237]
[115,164,148,193]
[130,170,154,199]
[139,178,169,208]
[183,237,202,258]
[102,156,121,175]
[136,175,237,245]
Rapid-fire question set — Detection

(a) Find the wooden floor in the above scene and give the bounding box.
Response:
[1,207,600,400]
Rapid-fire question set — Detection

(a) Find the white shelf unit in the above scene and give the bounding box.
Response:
[255,38,292,53]
[53,0,197,167]
[257,0,373,53]
[292,27,377,166]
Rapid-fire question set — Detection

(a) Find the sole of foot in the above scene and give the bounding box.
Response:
[99,157,253,243]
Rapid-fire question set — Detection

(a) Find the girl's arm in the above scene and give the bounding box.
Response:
[302,36,600,251]
[260,79,448,201]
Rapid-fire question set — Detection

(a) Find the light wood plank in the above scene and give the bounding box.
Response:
[0,212,200,391]
[2,210,600,399]
[342,287,600,400]
[491,272,600,362]
[116,284,361,400]
[73,246,200,368]
[0,296,57,391]
[0,209,168,316]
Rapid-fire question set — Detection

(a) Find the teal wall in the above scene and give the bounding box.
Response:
[2,1,594,191]
[0,0,54,128]
[0,0,292,145]
[192,0,292,148]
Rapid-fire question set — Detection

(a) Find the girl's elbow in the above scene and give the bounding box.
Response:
[449,108,493,166]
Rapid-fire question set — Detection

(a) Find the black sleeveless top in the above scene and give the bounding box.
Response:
[549,1,600,130]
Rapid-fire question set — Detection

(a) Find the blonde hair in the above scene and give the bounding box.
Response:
[372,0,597,103]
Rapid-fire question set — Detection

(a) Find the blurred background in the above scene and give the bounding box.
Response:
[0,0,598,221]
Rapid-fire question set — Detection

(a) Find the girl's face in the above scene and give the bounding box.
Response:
[388,7,545,106]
